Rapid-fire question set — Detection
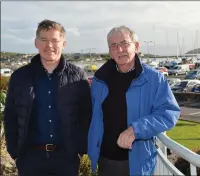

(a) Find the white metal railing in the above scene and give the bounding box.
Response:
[155,132,200,175]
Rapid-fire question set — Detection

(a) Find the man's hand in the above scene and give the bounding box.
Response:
[117,126,135,149]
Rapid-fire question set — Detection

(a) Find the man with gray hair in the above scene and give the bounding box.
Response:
[88,25,180,175]
[4,19,92,176]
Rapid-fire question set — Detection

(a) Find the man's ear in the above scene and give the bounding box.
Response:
[109,51,114,60]
[135,42,139,52]
[63,41,66,48]
[35,38,38,49]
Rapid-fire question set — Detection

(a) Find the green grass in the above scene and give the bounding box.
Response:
[167,120,200,150]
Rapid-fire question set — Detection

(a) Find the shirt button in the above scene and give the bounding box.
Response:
[49,120,52,122]
[50,134,53,137]
[48,91,51,94]
[49,105,51,108]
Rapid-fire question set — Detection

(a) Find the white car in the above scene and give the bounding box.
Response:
[167,78,181,88]
[171,79,200,92]
[156,67,169,76]
[0,68,13,77]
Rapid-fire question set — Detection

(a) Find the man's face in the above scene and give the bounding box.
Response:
[108,32,139,67]
[35,29,66,62]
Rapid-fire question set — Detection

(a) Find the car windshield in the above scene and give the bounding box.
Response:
[187,71,197,75]
[167,79,174,83]
[167,79,178,82]
[175,81,188,87]
[194,84,200,88]
[172,66,179,69]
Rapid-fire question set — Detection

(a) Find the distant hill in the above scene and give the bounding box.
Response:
[185,48,200,54]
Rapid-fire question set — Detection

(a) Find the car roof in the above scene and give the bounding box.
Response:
[167,78,181,81]
[181,79,200,83]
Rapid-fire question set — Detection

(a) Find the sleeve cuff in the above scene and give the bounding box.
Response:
[131,121,142,139]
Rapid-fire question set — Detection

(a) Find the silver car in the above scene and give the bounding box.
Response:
[167,78,181,88]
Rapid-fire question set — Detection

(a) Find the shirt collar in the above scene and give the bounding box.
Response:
[30,54,67,77]
[116,64,135,73]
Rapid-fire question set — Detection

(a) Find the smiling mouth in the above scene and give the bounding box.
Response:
[46,51,54,53]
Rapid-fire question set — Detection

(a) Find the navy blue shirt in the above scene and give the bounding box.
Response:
[31,69,62,145]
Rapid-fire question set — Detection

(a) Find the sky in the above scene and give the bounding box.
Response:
[1,1,200,56]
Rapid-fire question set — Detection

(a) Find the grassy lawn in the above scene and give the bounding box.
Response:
[167,120,200,151]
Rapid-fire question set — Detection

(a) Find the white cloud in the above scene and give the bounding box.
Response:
[1,1,200,55]
[66,28,80,37]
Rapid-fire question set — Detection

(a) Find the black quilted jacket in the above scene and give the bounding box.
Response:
[3,54,92,159]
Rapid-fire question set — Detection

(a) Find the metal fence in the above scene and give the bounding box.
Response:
[155,132,200,175]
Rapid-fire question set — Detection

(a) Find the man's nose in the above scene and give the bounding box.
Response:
[117,44,123,52]
[46,41,53,47]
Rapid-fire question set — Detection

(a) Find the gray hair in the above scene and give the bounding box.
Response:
[107,26,138,44]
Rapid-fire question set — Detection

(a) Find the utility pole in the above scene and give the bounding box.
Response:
[196,30,199,56]
[144,41,152,64]
[166,31,169,60]
[89,48,96,66]
[182,38,185,57]
[80,49,83,60]
[153,24,156,60]
[176,32,181,59]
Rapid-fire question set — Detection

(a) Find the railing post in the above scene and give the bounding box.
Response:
[157,131,167,155]
[190,164,197,175]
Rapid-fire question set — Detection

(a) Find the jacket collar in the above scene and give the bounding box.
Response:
[94,54,144,85]
[30,54,67,77]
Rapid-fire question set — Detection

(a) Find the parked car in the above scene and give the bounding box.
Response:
[191,84,200,93]
[171,79,200,92]
[168,64,190,76]
[156,67,168,76]
[0,68,13,77]
[167,78,181,88]
[184,69,200,79]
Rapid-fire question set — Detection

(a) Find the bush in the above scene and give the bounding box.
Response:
[174,148,200,176]
[0,90,6,149]
[79,155,98,176]
[0,76,10,91]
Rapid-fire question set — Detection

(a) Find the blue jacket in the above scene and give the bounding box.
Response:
[88,58,180,175]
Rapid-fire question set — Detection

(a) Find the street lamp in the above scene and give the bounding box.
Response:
[89,48,96,60]
[89,48,96,66]
[81,48,96,62]
[144,41,152,64]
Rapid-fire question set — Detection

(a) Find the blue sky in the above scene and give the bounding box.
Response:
[1,1,200,55]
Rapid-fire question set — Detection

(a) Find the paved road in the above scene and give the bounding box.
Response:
[86,72,94,78]
[180,106,200,123]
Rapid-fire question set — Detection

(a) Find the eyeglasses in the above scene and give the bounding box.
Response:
[38,38,62,45]
[109,41,133,50]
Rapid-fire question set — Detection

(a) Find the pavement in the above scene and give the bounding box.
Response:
[180,106,200,123]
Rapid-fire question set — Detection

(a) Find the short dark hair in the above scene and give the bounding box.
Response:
[36,19,66,38]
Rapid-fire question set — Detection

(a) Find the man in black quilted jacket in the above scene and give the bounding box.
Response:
[3,19,92,176]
